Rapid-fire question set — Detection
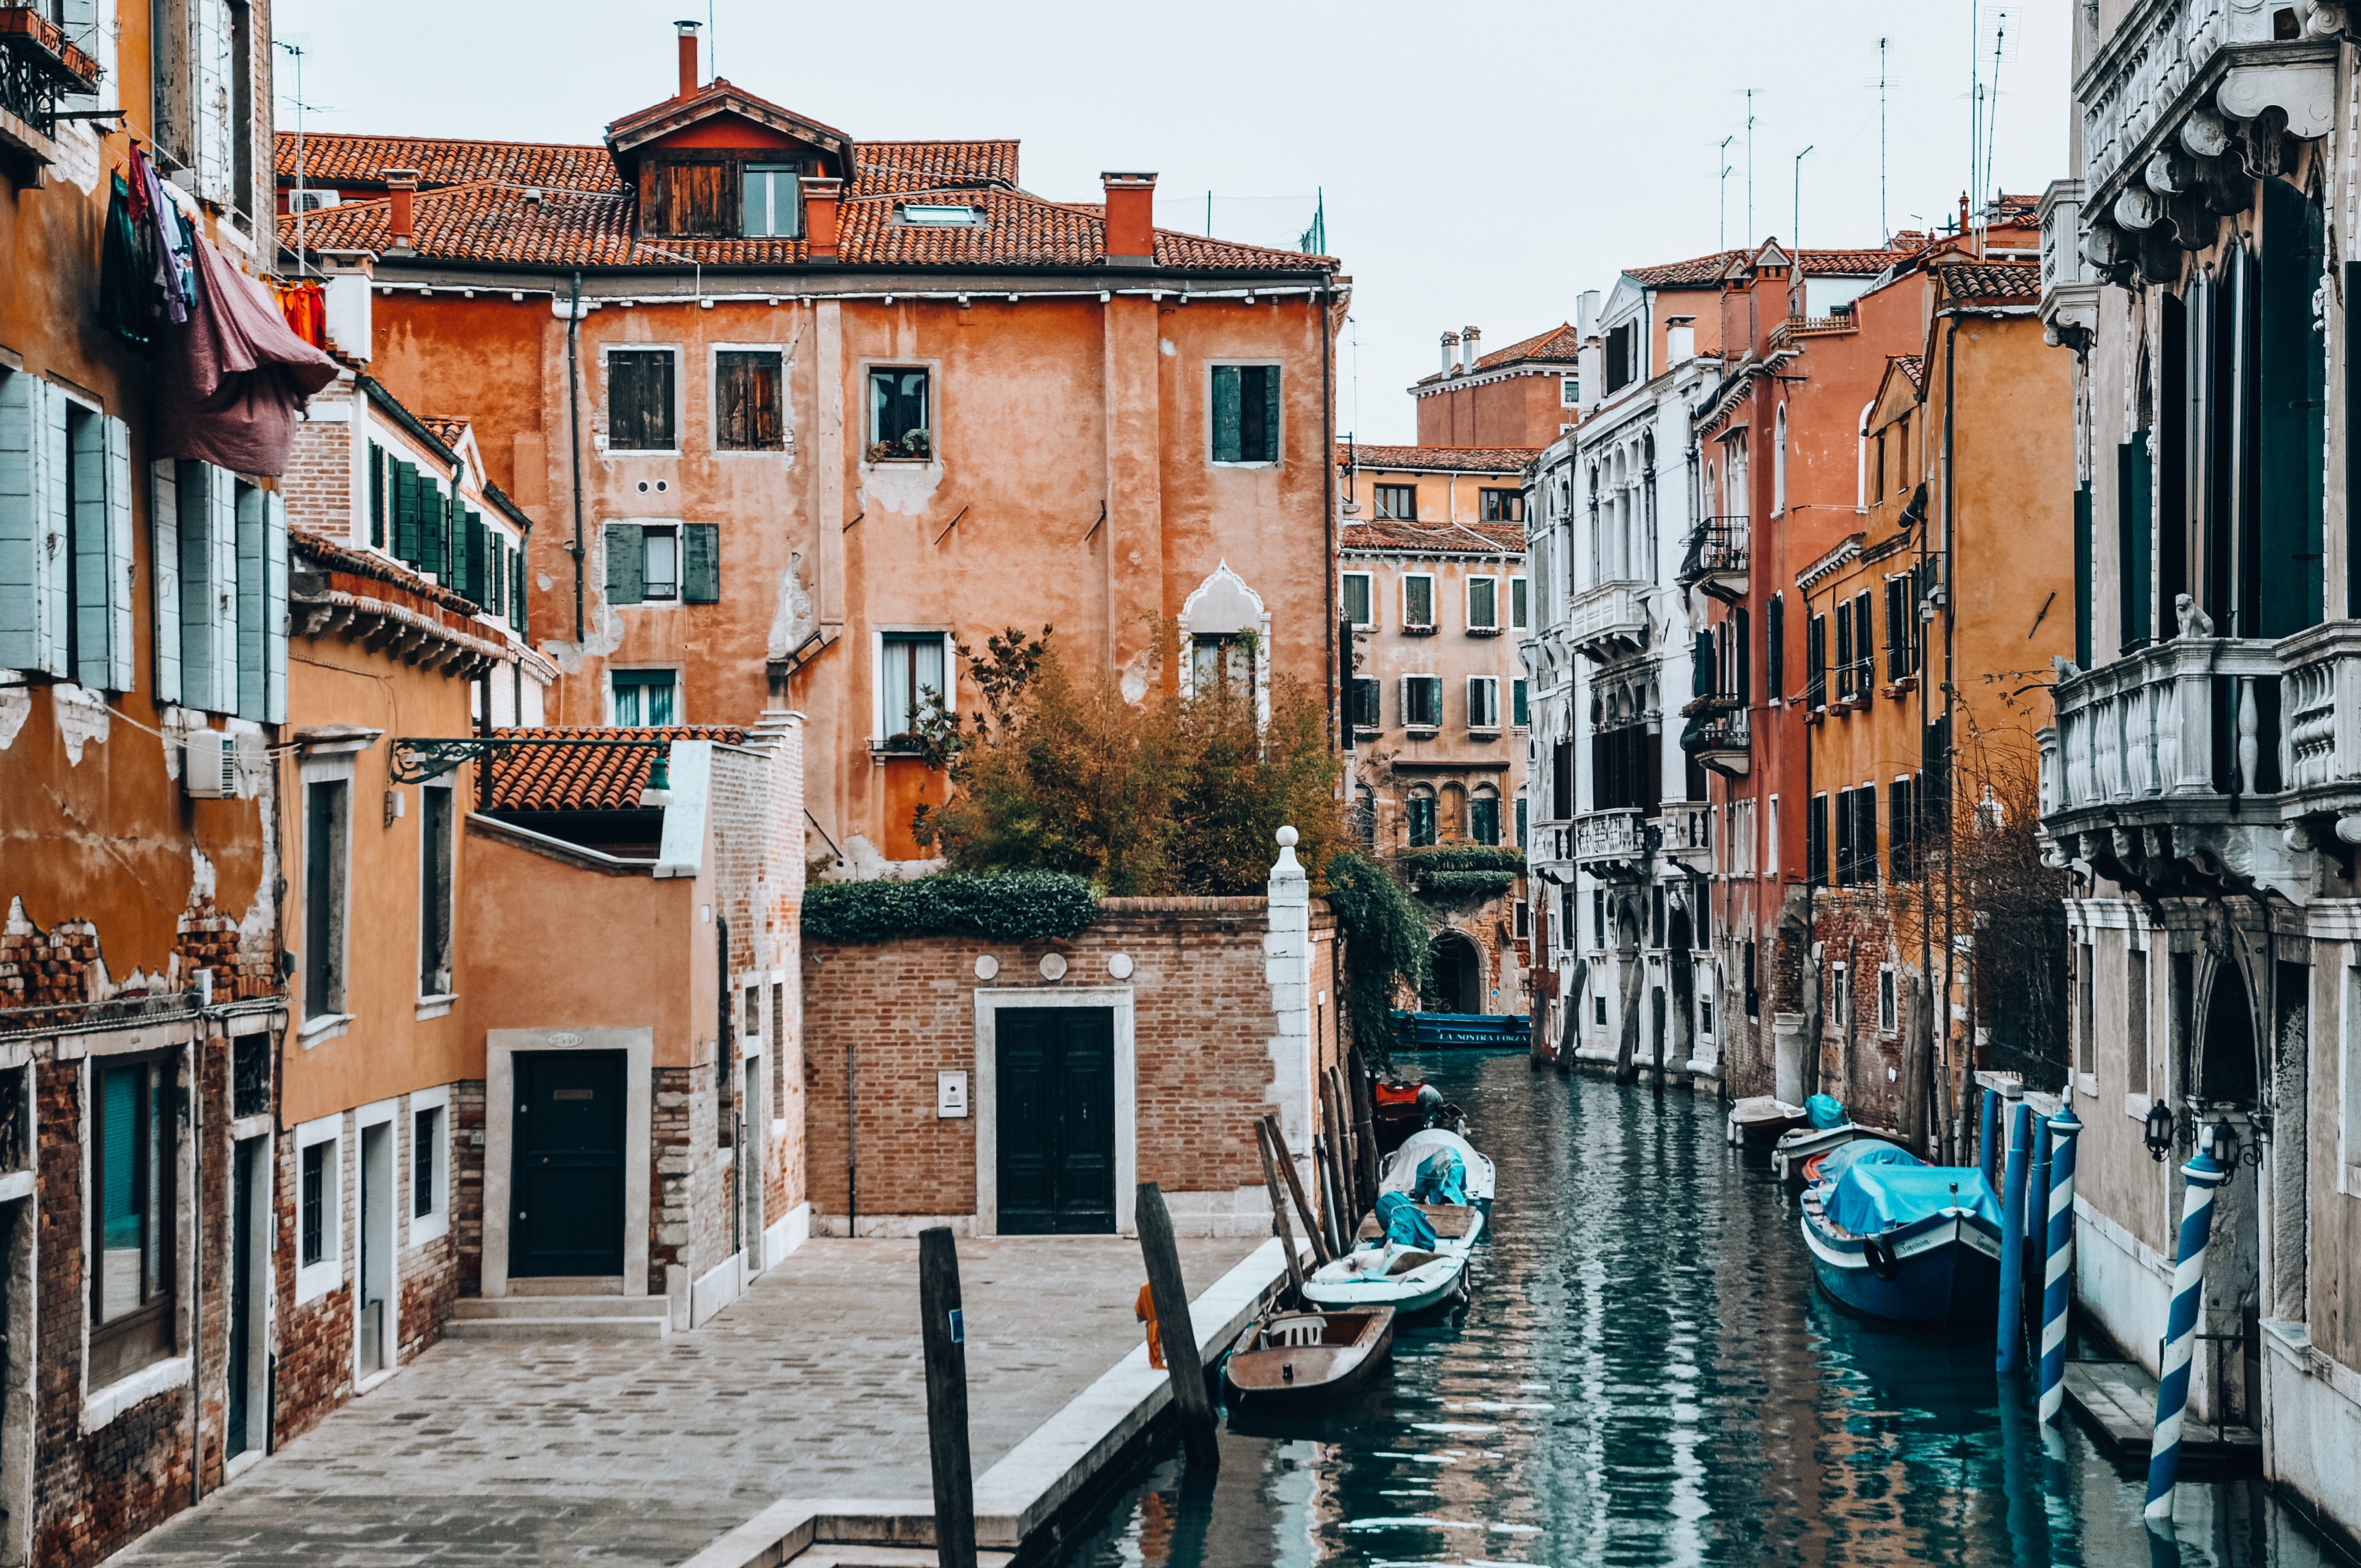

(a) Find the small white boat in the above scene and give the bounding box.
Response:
[1379,1128,1497,1211]
[1771,1121,1872,1186]
[1300,1240,1470,1315]
[1726,1096,1809,1147]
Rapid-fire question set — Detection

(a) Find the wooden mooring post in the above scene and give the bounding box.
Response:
[917,1226,979,1568]
[1344,1045,1381,1213]
[1253,1119,1306,1296]
[1262,1114,1331,1266]
[1137,1182,1220,1469]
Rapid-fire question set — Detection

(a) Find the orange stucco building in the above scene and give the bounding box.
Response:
[1412,323,1580,449]
[276,24,1346,876]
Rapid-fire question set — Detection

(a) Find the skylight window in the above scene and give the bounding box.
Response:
[900,204,983,228]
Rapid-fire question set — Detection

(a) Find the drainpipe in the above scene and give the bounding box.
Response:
[566,272,587,645]
[188,1019,204,1506]
[1939,312,1961,1159]
[1323,286,1337,749]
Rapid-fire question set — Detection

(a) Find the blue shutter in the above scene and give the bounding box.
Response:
[71,408,110,687]
[33,379,66,675]
[181,461,236,713]
[0,370,40,670]
[266,491,287,724]
[150,459,180,704]
[683,523,720,603]
[1260,365,1281,463]
[105,417,135,692]
[605,523,645,605]
[235,483,265,720]
[1210,366,1241,463]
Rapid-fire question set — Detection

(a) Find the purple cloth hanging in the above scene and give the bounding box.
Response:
[153,231,338,476]
[131,146,189,325]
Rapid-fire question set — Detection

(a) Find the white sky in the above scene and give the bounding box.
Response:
[273,0,2070,446]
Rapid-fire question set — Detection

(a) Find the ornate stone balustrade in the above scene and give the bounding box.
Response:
[1569,580,1650,663]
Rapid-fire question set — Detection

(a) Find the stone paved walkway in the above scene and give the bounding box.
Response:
[110,1235,1255,1566]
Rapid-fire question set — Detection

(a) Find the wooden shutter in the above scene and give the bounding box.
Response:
[104,417,135,692]
[716,352,782,451]
[265,491,287,724]
[176,462,231,712]
[608,352,675,451]
[235,483,265,720]
[605,523,645,605]
[458,509,482,601]
[1856,790,1878,883]
[368,443,386,548]
[150,459,180,704]
[487,535,503,617]
[394,461,419,564]
[1260,365,1282,463]
[1766,593,1784,699]
[1833,603,1852,700]
[1889,776,1913,881]
[1805,612,1824,707]
[1854,594,1874,706]
[0,372,66,674]
[1734,605,1751,703]
[683,523,720,603]
[1210,366,1241,463]
[2259,175,2326,636]
[2117,438,2152,651]
[512,544,527,634]
[193,0,233,207]
[420,484,446,581]
[68,409,107,686]
[1807,795,1827,884]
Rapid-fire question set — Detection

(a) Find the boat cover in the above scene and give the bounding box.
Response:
[1825,1164,2002,1236]
[1806,1094,1848,1130]
[1817,1140,1921,1184]
[1411,1148,1466,1205]
[1375,1191,1439,1248]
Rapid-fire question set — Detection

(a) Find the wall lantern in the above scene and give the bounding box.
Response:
[2143,1100,2175,1162]
[2207,1119,2240,1168]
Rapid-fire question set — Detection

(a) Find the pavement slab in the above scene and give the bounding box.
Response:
[108,1234,1256,1566]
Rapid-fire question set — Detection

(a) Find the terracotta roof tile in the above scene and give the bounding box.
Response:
[278,179,1328,272]
[603,78,852,153]
[486,726,745,812]
[1625,245,1909,287]
[1412,323,1580,387]
[1339,443,1539,474]
[1340,518,1525,554]
[851,139,1021,196]
[1893,355,1926,392]
[289,527,480,617]
[274,131,626,193]
[418,415,470,448]
[1938,261,2041,302]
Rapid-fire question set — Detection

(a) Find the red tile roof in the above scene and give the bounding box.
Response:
[485,726,745,811]
[1626,245,1908,287]
[289,527,481,617]
[1412,323,1581,387]
[274,131,626,193]
[279,178,1328,271]
[604,78,852,155]
[1340,443,1540,474]
[1340,518,1525,554]
[849,139,1020,197]
[419,415,470,449]
[1893,355,1926,392]
[1938,262,2041,303]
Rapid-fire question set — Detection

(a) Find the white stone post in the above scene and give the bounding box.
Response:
[1265,825,1316,1181]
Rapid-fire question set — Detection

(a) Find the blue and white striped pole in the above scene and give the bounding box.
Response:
[2039,1108,2083,1424]
[2143,1141,2228,1522]
[1980,1087,2001,1195]
[1996,1102,2034,1373]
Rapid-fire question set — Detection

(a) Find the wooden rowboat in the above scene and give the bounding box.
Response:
[1726,1095,1810,1147]
[1224,1308,1396,1405]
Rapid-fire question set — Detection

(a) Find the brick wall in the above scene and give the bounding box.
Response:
[282,403,354,542]
[803,897,1338,1226]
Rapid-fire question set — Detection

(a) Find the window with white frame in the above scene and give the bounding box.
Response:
[1342,571,1373,628]
[295,1114,342,1305]
[742,165,801,238]
[1349,676,1381,731]
[1466,576,1500,633]
[1467,676,1500,733]
[419,783,455,999]
[879,631,950,747]
[410,1087,450,1243]
[1877,966,1897,1033]
[1511,576,1528,631]
[1209,363,1280,465]
[610,668,678,726]
[1401,674,1441,731]
[301,770,350,1023]
[1402,574,1436,631]
[1561,375,1579,407]
[89,1050,179,1385]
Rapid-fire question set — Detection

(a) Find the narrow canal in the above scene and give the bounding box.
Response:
[1047,1053,2347,1568]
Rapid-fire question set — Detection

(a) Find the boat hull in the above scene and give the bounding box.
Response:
[1300,1251,1469,1315]
[1771,1124,1877,1186]
[1800,1208,2003,1327]
[1224,1310,1396,1407]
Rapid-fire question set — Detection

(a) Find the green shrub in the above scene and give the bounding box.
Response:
[804,872,1099,944]
[1415,869,1516,903]
[1400,844,1526,875]
[1323,852,1431,1063]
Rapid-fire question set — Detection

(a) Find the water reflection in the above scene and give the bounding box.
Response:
[1048,1055,2346,1568]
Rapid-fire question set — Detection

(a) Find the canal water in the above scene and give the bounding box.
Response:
[1048,1053,2348,1568]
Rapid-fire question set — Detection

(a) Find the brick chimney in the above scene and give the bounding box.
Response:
[384,168,419,252]
[1101,171,1156,264]
[675,19,701,99]
[803,176,842,260]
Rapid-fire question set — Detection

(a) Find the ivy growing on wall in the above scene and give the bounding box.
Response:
[803,872,1099,944]
[1323,852,1431,1060]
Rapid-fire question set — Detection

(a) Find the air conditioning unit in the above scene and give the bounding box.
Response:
[184,730,235,799]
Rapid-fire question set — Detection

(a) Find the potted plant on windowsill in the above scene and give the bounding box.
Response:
[866,428,932,464]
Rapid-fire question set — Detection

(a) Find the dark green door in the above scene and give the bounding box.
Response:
[227,1138,255,1454]
[512,1051,626,1276]
[997,1008,1116,1234]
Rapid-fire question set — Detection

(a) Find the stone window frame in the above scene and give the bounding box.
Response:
[409,1083,451,1247]
[708,342,791,457]
[298,748,359,1045]
[971,986,1137,1238]
[293,1111,343,1306]
[351,1096,402,1392]
[598,342,684,457]
[75,1024,199,1437]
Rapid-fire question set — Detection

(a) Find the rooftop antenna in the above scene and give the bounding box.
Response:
[1746,88,1758,239]
[1719,135,1735,251]
[1878,37,1889,242]
[708,0,714,78]
[1968,0,1981,225]
[275,35,309,274]
[1983,10,2009,247]
[1793,144,1813,259]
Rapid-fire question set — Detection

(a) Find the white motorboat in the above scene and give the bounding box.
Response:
[1378,1128,1497,1212]
[1770,1121,1874,1186]
[1300,1238,1471,1315]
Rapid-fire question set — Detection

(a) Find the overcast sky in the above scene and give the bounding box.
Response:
[274,0,2070,446]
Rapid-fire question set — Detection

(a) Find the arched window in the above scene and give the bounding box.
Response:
[1406,784,1438,848]
[1773,403,1789,514]
[1470,784,1501,846]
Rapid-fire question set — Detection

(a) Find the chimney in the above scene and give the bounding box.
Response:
[675,19,701,99]
[1440,332,1459,375]
[803,176,842,260]
[318,250,375,360]
[1101,171,1157,264]
[1575,289,1601,338]
[1461,325,1481,372]
[384,168,418,252]
[1665,316,1695,365]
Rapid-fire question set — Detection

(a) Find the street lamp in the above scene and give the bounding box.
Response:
[2143,1100,2175,1162]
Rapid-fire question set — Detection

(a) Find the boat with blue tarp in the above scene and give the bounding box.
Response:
[1799,1140,2004,1328]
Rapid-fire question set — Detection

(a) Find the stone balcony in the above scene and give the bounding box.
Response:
[2039,637,2300,899]
[1677,519,1749,605]
[1568,580,1650,663]
[1653,802,1712,872]
[1685,702,1749,778]
[2275,622,2361,843]
[1574,807,1649,881]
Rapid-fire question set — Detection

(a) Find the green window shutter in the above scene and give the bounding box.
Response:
[33,380,66,676]
[511,544,527,635]
[1260,364,1281,463]
[1210,365,1241,463]
[181,462,236,713]
[368,443,385,548]
[394,461,419,564]
[2259,175,2325,636]
[0,369,38,671]
[605,523,645,605]
[235,483,266,720]
[2118,438,2152,653]
[2074,483,2093,668]
[683,522,720,603]
[265,491,287,724]
[1513,678,1528,728]
[103,417,135,692]
[149,458,180,705]
[423,487,447,581]
[71,410,109,687]
[487,535,504,617]
[458,510,480,601]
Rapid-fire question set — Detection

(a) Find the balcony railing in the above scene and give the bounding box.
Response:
[0,6,101,144]
[1568,579,1650,662]
[1769,311,1855,347]
[1678,518,1749,603]
[1574,807,1648,869]
[2276,622,2361,810]
[1686,705,1750,778]
[2043,638,2285,821]
[1654,802,1712,867]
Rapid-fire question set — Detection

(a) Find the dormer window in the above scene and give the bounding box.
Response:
[743,165,801,237]
[899,204,983,228]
